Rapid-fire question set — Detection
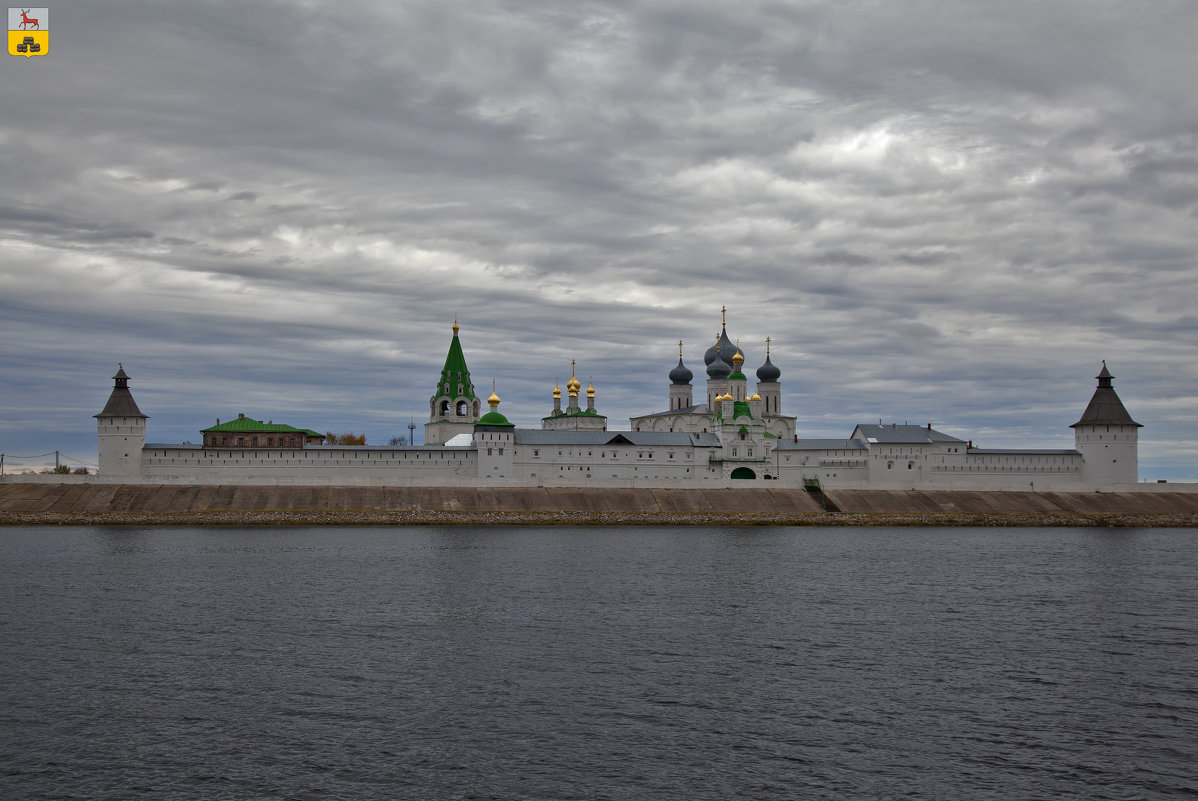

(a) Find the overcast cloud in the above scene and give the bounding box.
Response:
[2,0,1195,480]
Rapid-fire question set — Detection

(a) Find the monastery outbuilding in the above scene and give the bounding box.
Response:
[94,314,1147,490]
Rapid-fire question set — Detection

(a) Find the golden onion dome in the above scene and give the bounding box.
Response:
[732,350,744,365]
[488,388,501,407]
[553,383,561,399]
[586,381,595,398]
[750,393,762,401]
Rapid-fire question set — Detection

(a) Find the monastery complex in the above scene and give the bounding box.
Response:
[93,314,1149,491]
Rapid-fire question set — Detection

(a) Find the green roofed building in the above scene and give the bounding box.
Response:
[202,413,325,448]
[425,321,481,445]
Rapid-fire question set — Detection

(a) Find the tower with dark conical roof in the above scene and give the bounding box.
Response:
[425,321,481,445]
[1070,362,1141,486]
[95,364,148,477]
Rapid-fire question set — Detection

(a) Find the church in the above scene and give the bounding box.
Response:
[95,312,1144,490]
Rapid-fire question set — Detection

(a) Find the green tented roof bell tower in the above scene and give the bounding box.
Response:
[425,321,481,445]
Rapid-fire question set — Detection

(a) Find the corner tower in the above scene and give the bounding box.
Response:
[1070,362,1141,487]
[425,321,480,446]
[94,364,147,478]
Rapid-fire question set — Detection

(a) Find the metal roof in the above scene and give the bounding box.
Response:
[968,448,1081,455]
[1070,366,1141,428]
[851,424,966,444]
[775,439,868,451]
[631,404,713,419]
[514,430,721,447]
[201,415,314,434]
[94,367,147,419]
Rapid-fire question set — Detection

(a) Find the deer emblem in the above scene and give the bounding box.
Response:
[19,9,40,30]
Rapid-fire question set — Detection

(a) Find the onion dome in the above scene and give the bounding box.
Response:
[757,337,781,382]
[553,383,561,399]
[586,381,595,399]
[731,350,744,367]
[566,360,581,394]
[477,382,514,427]
[750,393,761,401]
[670,358,693,384]
[669,341,693,384]
[704,328,740,366]
[756,354,781,382]
[707,355,731,379]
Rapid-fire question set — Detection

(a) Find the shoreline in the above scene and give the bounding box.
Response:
[4,484,1197,527]
[4,509,1197,527]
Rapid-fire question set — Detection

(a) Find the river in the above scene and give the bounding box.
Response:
[1,526,1195,799]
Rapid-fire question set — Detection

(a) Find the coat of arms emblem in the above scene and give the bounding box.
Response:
[8,8,47,57]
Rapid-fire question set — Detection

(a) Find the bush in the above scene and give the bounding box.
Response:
[325,431,366,445]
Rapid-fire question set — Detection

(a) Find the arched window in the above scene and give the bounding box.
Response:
[887,461,894,470]
[457,401,469,416]
[440,400,450,415]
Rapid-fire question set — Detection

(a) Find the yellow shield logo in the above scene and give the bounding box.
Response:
[8,7,47,57]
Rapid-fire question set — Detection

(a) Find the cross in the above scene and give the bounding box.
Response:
[765,336,771,356]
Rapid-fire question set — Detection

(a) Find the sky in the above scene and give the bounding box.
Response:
[1,0,1195,480]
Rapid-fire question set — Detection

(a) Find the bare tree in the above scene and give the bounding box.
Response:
[325,431,366,445]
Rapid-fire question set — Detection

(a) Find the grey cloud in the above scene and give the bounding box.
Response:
[1,0,1195,479]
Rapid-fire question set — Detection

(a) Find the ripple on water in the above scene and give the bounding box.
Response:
[0,525,1195,800]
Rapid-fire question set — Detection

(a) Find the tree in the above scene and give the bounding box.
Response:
[388,436,407,445]
[325,431,366,445]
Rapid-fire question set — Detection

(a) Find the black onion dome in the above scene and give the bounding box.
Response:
[756,353,781,382]
[704,329,740,366]
[707,356,731,379]
[669,357,693,384]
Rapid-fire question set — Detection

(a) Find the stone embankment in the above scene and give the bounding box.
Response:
[2,483,1197,527]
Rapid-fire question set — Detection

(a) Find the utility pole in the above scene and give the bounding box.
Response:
[56,451,60,471]
[408,418,416,446]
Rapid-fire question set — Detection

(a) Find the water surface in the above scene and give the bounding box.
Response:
[2,526,1195,799]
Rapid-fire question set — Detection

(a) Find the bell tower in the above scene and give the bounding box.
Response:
[426,321,480,445]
